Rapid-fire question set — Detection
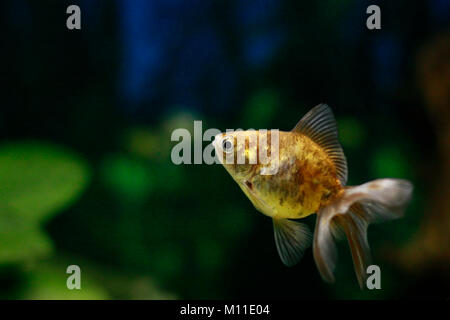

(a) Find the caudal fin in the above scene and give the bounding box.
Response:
[313,178,413,288]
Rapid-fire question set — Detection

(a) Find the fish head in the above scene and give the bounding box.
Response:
[213,130,261,182]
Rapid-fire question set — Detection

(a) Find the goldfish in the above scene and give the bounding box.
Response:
[213,104,413,288]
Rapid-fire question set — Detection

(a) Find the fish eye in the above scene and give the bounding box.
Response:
[222,138,233,153]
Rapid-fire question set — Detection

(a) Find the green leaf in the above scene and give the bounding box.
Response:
[0,141,90,264]
[0,141,90,222]
[0,211,52,264]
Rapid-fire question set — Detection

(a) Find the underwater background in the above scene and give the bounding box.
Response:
[0,0,449,299]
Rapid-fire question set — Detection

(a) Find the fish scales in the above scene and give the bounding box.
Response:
[250,131,342,219]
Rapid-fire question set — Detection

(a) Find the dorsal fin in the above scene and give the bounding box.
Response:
[292,104,348,185]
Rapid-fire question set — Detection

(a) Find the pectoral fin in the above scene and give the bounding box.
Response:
[273,218,312,267]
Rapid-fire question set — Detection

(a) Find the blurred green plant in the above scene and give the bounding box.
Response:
[241,89,279,129]
[371,145,413,179]
[23,261,108,300]
[338,116,366,149]
[101,154,154,203]
[0,141,90,264]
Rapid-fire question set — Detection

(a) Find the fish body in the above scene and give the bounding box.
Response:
[230,131,343,219]
[213,104,413,288]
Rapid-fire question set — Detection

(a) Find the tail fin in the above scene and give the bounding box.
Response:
[313,178,413,288]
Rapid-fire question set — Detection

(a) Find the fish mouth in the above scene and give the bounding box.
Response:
[212,133,220,148]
